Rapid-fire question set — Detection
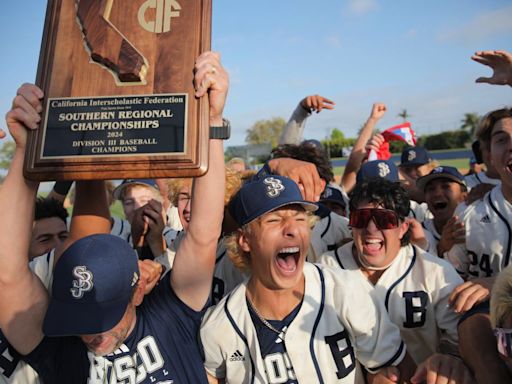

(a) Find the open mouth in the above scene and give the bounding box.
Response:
[433,201,448,210]
[364,238,383,253]
[507,162,512,173]
[276,247,300,273]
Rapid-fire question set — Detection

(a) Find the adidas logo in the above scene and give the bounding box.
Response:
[480,214,491,223]
[229,350,245,362]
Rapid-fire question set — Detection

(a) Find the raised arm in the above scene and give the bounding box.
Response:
[0,84,48,354]
[341,103,386,193]
[53,179,111,265]
[279,94,335,145]
[170,52,228,310]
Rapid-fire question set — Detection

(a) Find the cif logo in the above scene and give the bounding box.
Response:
[138,0,182,34]
[70,266,94,299]
[264,177,285,198]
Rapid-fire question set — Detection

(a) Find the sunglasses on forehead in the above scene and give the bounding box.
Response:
[349,208,400,230]
[494,328,512,358]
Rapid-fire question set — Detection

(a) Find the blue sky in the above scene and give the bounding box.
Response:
[0,0,511,147]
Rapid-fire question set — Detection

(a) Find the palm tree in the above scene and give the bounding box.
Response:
[398,109,411,122]
[460,113,480,138]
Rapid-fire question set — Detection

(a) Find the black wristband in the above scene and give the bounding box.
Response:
[52,181,73,196]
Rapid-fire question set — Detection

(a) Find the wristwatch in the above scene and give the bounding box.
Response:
[209,118,231,140]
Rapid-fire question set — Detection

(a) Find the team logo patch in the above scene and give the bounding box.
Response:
[433,166,443,173]
[229,350,245,362]
[70,266,94,299]
[407,150,416,161]
[377,162,391,178]
[322,188,333,199]
[263,177,285,198]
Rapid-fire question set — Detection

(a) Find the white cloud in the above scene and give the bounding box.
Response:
[347,0,380,16]
[438,5,512,43]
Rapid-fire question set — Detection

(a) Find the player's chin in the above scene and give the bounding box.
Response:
[271,259,304,289]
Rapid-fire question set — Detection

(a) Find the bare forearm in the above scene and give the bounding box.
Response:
[187,139,225,244]
[0,149,38,279]
[68,181,110,235]
[341,117,378,192]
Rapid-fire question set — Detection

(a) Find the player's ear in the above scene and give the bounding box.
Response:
[238,228,251,253]
[398,219,409,240]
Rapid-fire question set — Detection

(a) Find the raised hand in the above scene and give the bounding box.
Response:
[472,50,512,86]
[300,94,335,113]
[369,103,387,121]
[437,216,465,255]
[5,84,44,149]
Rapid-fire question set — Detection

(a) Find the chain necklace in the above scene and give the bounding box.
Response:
[246,296,285,340]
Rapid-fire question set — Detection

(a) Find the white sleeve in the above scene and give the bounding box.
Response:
[432,260,463,354]
[154,248,176,272]
[200,312,227,378]
[423,228,438,255]
[278,103,311,145]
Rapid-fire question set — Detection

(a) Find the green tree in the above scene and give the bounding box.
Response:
[330,128,345,141]
[398,109,411,122]
[0,141,15,170]
[460,113,480,138]
[245,117,286,148]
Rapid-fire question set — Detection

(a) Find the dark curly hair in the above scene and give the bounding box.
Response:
[35,197,68,224]
[271,143,334,183]
[349,179,411,246]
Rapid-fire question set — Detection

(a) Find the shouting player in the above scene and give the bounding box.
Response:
[201,175,415,383]
[320,178,474,383]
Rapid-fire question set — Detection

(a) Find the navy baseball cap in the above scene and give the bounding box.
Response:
[417,166,466,192]
[400,147,433,166]
[320,186,346,209]
[112,179,159,200]
[302,139,324,151]
[228,175,318,226]
[356,160,400,184]
[43,234,139,336]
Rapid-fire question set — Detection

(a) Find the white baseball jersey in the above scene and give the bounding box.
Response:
[465,171,501,190]
[201,263,406,383]
[447,186,512,279]
[109,216,131,239]
[320,242,462,364]
[421,218,441,256]
[309,212,351,262]
[0,251,57,384]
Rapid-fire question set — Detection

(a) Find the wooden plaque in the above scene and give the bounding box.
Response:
[24,0,212,180]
